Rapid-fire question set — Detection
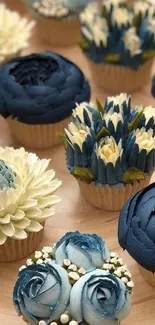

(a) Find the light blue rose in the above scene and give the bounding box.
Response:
[53,231,110,271]
[13,262,71,325]
[70,269,131,325]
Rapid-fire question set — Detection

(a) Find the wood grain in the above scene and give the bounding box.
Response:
[0,1,155,324]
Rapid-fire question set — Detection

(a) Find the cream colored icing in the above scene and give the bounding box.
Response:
[0,147,61,244]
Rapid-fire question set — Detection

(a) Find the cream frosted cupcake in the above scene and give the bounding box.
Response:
[0,147,61,262]
[23,0,89,46]
[13,231,134,325]
[0,3,34,66]
[64,94,155,211]
[80,0,155,93]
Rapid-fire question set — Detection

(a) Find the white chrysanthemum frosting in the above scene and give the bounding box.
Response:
[104,112,123,131]
[65,122,90,151]
[97,137,122,166]
[112,8,132,28]
[0,4,35,65]
[123,27,142,57]
[0,147,61,245]
[135,128,155,153]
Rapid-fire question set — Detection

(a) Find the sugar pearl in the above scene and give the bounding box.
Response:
[42,246,53,254]
[78,267,86,275]
[110,252,118,258]
[36,259,44,264]
[117,258,123,265]
[110,258,118,265]
[69,321,78,325]
[35,251,42,259]
[50,322,57,325]
[124,271,132,278]
[19,265,26,272]
[64,259,71,267]
[114,270,122,277]
[120,265,128,272]
[33,2,40,9]
[103,263,111,270]
[68,264,77,272]
[43,252,49,259]
[127,280,134,288]
[68,272,80,282]
[26,258,33,266]
[60,314,70,324]
[38,321,47,325]
[121,277,128,284]
[45,258,52,263]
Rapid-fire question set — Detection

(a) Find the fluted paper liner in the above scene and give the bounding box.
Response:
[0,227,44,263]
[33,16,80,47]
[139,265,155,287]
[7,116,71,149]
[78,175,152,211]
[87,58,154,94]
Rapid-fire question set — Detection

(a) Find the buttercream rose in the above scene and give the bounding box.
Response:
[0,51,90,124]
[70,269,130,325]
[118,182,155,272]
[13,262,71,325]
[53,231,110,271]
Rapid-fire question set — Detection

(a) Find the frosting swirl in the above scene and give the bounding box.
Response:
[0,52,90,124]
[118,182,155,272]
[53,231,110,271]
[70,269,130,325]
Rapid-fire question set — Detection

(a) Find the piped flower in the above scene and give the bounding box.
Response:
[112,7,132,29]
[0,147,61,245]
[105,93,131,116]
[123,27,142,57]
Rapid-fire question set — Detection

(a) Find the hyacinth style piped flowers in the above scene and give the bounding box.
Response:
[80,0,155,69]
[64,94,155,187]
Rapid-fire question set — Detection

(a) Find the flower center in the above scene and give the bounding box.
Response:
[0,160,16,190]
[10,56,59,86]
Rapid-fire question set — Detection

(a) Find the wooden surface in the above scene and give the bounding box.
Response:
[0,1,155,324]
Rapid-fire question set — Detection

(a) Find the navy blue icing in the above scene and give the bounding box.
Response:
[151,75,155,97]
[0,51,91,124]
[118,182,155,272]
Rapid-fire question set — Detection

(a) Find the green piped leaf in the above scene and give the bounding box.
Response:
[57,132,67,149]
[142,49,155,61]
[123,167,145,184]
[105,53,120,64]
[128,110,144,133]
[78,39,89,51]
[96,127,110,142]
[133,13,141,28]
[96,99,104,115]
[72,166,95,184]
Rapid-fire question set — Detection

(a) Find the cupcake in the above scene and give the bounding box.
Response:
[64,94,155,211]
[118,182,155,287]
[79,0,155,93]
[13,231,134,325]
[0,147,61,262]
[23,0,89,46]
[0,51,90,149]
[0,3,34,66]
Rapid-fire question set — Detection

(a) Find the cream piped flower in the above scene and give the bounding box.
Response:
[82,24,108,47]
[135,128,155,153]
[97,137,122,166]
[65,122,90,151]
[133,1,150,17]
[143,105,155,124]
[107,93,130,112]
[124,27,142,57]
[112,8,132,28]
[103,0,126,13]
[104,112,123,131]
[80,2,98,25]
[0,147,61,245]
[0,4,35,65]
[72,103,92,123]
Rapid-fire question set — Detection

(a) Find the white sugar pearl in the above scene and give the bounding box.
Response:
[124,271,132,278]
[26,258,33,266]
[110,258,118,265]
[60,314,70,324]
[19,265,26,272]
[121,277,128,284]
[38,321,47,325]
[114,270,122,277]
[110,252,118,258]
[78,267,86,275]
[68,264,77,272]
[33,2,40,9]
[35,251,42,259]
[50,322,58,325]
[69,321,78,325]
[64,259,71,267]
[117,258,123,265]
[36,259,44,264]
[127,280,134,288]
[68,272,80,281]
[42,246,53,254]
[43,252,49,259]
[120,265,128,272]
[45,258,52,263]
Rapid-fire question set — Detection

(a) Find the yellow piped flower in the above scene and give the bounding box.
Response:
[0,4,35,65]
[65,122,90,151]
[97,137,122,166]
[0,147,61,245]
[135,128,155,153]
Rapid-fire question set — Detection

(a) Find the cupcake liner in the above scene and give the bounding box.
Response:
[0,227,44,263]
[87,58,154,94]
[33,16,81,47]
[7,116,71,149]
[77,175,152,211]
[139,265,155,287]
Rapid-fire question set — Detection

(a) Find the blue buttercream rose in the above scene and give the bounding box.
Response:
[13,262,71,325]
[53,231,110,271]
[118,182,155,272]
[0,51,90,124]
[70,269,131,325]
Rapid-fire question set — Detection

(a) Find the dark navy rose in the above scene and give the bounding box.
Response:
[0,51,90,124]
[70,269,131,325]
[13,262,71,325]
[53,231,110,271]
[118,182,155,272]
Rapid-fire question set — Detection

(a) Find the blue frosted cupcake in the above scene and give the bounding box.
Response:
[0,51,90,149]
[13,231,134,325]
[118,182,155,286]
[80,0,155,93]
[23,0,89,46]
[64,94,155,211]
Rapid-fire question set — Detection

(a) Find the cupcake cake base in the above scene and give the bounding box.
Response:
[7,116,71,149]
[0,228,44,263]
[139,265,155,287]
[87,58,154,94]
[78,175,152,211]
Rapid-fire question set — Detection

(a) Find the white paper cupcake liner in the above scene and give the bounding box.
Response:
[0,227,44,263]
[78,175,152,211]
[87,58,154,94]
[139,265,155,287]
[7,116,71,149]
